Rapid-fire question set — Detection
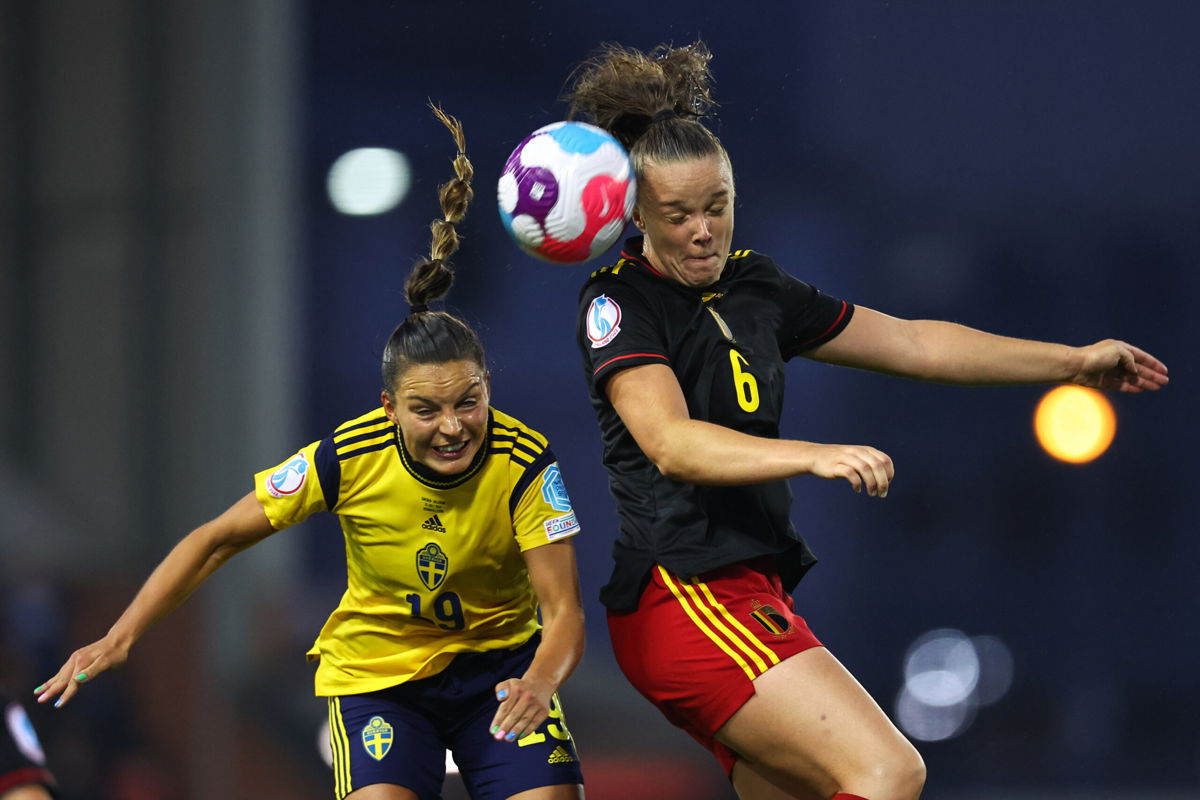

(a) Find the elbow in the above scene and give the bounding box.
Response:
[654,455,689,482]
[644,444,687,481]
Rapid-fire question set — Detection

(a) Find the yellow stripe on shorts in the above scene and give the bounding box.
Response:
[658,566,762,681]
[328,697,353,798]
[693,579,781,667]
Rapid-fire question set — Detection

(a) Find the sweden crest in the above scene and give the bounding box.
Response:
[361,715,393,761]
[416,543,448,591]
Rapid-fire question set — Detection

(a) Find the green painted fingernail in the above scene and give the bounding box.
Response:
[75,673,88,682]
[490,725,499,734]
[34,685,44,693]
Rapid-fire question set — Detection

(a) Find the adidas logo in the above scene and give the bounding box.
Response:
[421,515,446,534]
[547,745,574,764]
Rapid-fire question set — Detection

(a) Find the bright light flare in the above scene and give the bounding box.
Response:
[1034,385,1116,464]
[327,147,412,215]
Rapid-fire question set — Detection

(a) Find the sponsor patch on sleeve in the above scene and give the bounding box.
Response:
[544,511,580,541]
[586,294,622,348]
[267,454,309,498]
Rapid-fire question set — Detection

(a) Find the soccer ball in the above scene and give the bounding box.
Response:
[498,121,637,264]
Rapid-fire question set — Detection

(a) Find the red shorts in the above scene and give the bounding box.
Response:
[607,559,823,776]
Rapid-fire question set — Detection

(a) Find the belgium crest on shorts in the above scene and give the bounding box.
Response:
[361,715,394,761]
[749,599,793,636]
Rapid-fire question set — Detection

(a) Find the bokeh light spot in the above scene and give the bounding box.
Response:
[327,147,412,215]
[1034,385,1116,464]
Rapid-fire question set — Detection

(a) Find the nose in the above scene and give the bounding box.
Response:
[691,215,712,243]
[438,411,463,436]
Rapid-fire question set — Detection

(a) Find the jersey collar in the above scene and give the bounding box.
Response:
[618,235,734,291]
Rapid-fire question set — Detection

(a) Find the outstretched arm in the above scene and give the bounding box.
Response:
[491,540,585,742]
[34,491,276,708]
[807,306,1169,392]
[606,363,894,496]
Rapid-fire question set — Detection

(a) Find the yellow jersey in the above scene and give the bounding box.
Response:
[253,406,581,697]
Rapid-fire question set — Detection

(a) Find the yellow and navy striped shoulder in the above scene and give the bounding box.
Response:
[330,408,395,460]
[309,408,396,509]
[728,248,755,261]
[488,408,558,514]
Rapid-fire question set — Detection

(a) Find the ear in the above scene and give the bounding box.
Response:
[631,208,645,231]
[381,390,397,424]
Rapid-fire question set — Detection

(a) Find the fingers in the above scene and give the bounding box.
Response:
[1085,340,1169,394]
[35,650,106,708]
[834,446,894,498]
[489,678,551,744]
[1126,344,1170,392]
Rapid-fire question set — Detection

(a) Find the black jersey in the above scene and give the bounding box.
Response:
[577,237,854,611]
[1,696,56,797]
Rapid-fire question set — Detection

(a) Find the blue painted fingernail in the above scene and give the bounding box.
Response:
[497,689,508,700]
[53,698,63,708]
[505,731,517,741]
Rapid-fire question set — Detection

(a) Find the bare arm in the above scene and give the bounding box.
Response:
[490,540,585,742]
[35,491,276,707]
[808,306,1169,391]
[606,362,894,496]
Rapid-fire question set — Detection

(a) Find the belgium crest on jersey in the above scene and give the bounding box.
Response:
[416,543,448,590]
[361,715,393,761]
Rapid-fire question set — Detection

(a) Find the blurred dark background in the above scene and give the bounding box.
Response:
[2,1,1196,798]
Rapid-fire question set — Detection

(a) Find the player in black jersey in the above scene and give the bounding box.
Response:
[0,695,55,799]
[565,42,1169,800]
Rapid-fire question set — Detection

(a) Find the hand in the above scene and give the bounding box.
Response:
[489,674,554,744]
[34,636,129,708]
[805,443,894,497]
[1071,340,1169,394]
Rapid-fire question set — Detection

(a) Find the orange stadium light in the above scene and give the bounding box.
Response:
[1033,385,1117,464]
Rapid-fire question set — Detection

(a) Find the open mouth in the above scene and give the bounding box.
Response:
[432,441,470,459]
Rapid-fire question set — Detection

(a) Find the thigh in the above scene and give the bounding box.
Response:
[716,646,920,798]
[329,694,446,800]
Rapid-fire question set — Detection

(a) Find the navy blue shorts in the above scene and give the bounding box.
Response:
[326,635,583,799]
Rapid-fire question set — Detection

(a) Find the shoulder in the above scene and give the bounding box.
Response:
[579,255,658,303]
[488,408,559,507]
[488,407,552,463]
[322,408,395,463]
[724,246,787,281]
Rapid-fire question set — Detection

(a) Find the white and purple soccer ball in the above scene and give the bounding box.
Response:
[498,121,636,264]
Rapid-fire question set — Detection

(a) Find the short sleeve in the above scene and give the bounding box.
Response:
[511,460,580,552]
[253,437,336,530]
[2,699,56,789]
[775,269,855,360]
[578,280,671,392]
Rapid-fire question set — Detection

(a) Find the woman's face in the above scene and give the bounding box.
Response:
[382,359,490,475]
[634,153,735,288]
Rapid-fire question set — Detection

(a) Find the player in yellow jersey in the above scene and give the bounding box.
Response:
[33,108,586,800]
